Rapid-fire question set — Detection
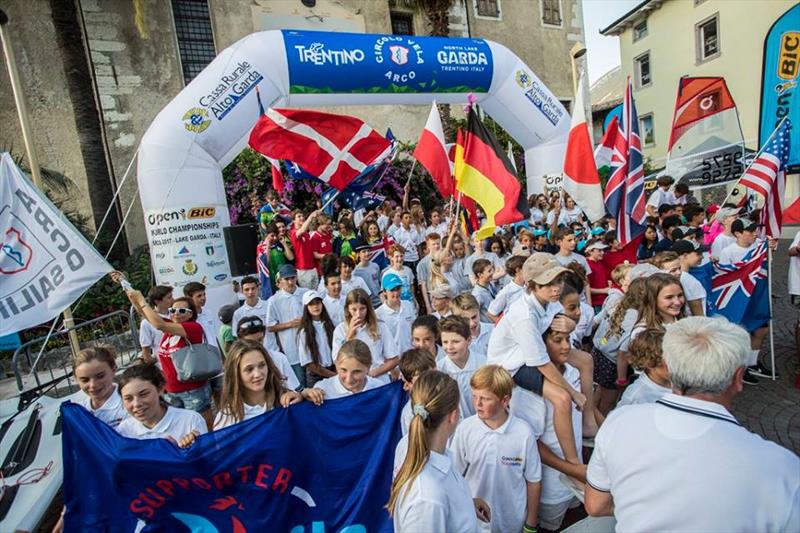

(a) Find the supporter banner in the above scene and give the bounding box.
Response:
[283,30,493,95]
[146,204,230,289]
[0,153,112,336]
[62,382,405,532]
[760,3,800,172]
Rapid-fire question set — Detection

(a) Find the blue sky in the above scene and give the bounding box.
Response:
[583,0,641,83]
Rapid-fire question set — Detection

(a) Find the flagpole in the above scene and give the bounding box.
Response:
[320,189,341,212]
[767,245,776,380]
[721,116,788,207]
[0,9,81,360]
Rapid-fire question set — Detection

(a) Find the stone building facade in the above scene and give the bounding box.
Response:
[1,0,584,249]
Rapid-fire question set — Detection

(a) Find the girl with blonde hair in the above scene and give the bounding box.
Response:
[388,370,489,531]
[214,340,303,429]
[73,345,127,428]
[331,288,399,383]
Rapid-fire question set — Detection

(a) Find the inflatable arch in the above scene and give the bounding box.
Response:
[138,29,570,310]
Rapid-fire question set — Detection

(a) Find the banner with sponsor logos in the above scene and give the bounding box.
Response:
[145,205,230,289]
[0,153,112,336]
[760,3,800,172]
[63,382,405,532]
[138,30,569,315]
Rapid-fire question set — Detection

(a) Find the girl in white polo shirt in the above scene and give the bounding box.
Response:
[388,370,488,532]
[214,340,303,429]
[297,290,337,387]
[332,289,399,383]
[116,362,206,446]
[73,345,127,428]
[302,339,383,403]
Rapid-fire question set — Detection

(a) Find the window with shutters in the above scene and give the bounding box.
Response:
[474,0,501,19]
[542,0,562,27]
[171,0,216,85]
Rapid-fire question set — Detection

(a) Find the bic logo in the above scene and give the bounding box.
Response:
[188,207,216,219]
[777,32,799,80]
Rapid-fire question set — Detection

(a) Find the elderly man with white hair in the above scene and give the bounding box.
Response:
[584,316,799,532]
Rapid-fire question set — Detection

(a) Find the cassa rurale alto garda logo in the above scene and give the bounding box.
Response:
[183,107,211,133]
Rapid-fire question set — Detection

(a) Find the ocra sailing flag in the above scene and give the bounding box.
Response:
[0,153,112,336]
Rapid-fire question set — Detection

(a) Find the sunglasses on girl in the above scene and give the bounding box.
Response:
[168,307,192,316]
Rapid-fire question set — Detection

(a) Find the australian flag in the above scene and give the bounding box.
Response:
[700,240,770,332]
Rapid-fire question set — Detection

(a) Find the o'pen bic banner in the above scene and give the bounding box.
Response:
[63,382,405,532]
[0,153,112,337]
[760,3,800,172]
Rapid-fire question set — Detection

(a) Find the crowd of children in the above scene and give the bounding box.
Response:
[73,182,797,532]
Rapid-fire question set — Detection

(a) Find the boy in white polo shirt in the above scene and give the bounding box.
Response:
[437,316,486,417]
[231,276,269,336]
[265,264,308,386]
[487,255,527,320]
[671,239,707,317]
[450,365,541,533]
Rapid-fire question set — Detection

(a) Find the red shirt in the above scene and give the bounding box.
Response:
[157,321,206,393]
[310,230,333,273]
[587,258,609,307]
[290,227,316,270]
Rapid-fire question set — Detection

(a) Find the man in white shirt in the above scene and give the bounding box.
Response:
[645,175,676,217]
[266,264,308,386]
[183,282,218,347]
[231,276,269,336]
[393,211,422,265]
[585,316,800,532]
[139,285,173,363]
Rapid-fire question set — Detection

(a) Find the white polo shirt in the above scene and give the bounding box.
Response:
[436,350,487,418]
[75,385,127,428]
[265,288,307,364]
[313,374,383,400]
[617,373,670,407]
[116,406,207,441]
[487,293,561,374]
[680,271,707,316]
[375,300,416,353]
[332,321,398,383]
[393,448,479,533]
[323,294,345,325]
[587,394,800,532]
[214,402,272,430]
[554,252,592,275]
[540,364,583,505]
[297,321,334,368]
[196,309,219,347]
[710,232,736,260]
[400,399,413,436]
[231,299,269,336]
[487,280,525,316]
[470,322,493,361]
[139,315,168,353]
[260,343,301,391]
[451,414,542,533]
[718,240,758,265]
[342,276,371,298]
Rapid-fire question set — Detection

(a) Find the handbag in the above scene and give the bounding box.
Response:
[171,331,223,382]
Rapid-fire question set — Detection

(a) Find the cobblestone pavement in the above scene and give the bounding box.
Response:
[730,236,800,454]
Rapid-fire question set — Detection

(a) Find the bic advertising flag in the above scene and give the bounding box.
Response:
[63,382,405,532]
[0,153,112,336]
[563,69,605,222]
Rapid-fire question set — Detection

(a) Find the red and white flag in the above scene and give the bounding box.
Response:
[563,69,605,222]
[248,108,392,191]
[413,103,453,198]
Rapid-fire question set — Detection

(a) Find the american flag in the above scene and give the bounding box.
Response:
[602,77,646,245]
[738,119,791,238]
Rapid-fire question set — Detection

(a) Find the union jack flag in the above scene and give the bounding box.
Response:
[602,77,646,245]
[708,240,770,331]
[256,242,274,301]
[738,119,791,238]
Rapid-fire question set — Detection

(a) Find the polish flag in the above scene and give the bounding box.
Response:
[413,103,453,198]
[249,108,392,191]
[563,70,605,222]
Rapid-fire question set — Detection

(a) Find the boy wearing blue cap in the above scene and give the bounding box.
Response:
[376,273,416,353]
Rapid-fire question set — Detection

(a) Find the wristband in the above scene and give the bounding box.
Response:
[615,378,629,386]
[524,525,538,533]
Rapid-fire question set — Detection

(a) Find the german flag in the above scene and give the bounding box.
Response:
[454,107,528,238]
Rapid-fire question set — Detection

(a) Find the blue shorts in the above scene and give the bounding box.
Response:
[164,383,212,413]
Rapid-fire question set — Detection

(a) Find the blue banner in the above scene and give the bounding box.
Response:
[0,332,21,351]
[63,383,405,532]
[283,30,493,94]
[760,3,800,172]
